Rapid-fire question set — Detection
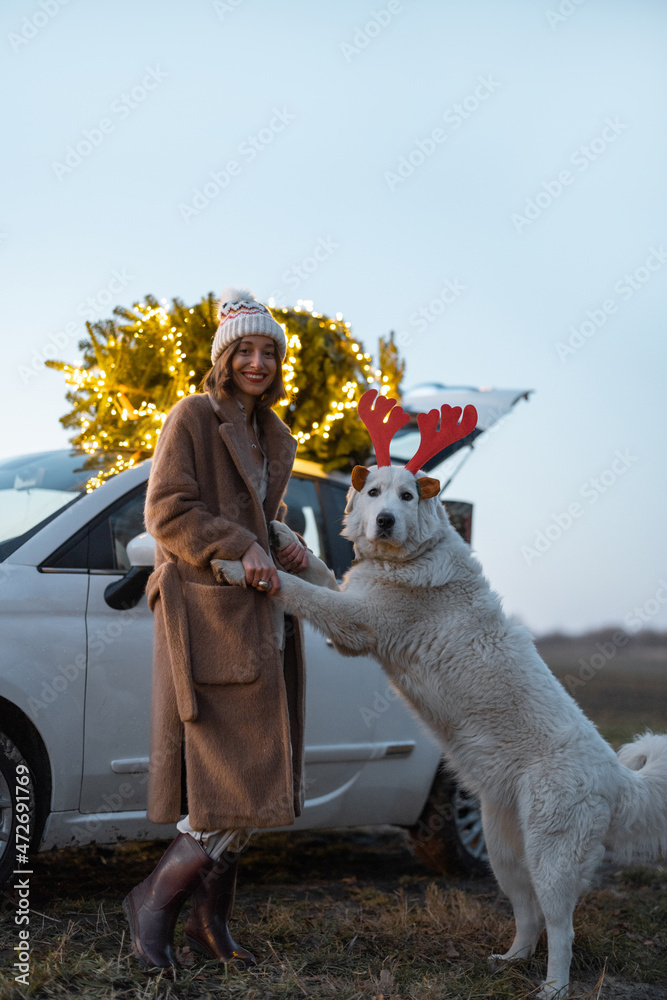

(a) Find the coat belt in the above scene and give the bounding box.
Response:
[146,560,198,723]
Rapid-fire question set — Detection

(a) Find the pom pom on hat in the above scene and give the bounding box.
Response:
[211,286,287,364]
[217,287,257,317]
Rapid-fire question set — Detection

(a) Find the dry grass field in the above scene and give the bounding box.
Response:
[535,628,667,747]
[1,830,665,1000]
[1,630,665,1000]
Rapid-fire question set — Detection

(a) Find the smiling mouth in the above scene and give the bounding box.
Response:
[242,372,268,383]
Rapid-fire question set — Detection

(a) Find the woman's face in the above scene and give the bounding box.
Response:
[231,336,278,398]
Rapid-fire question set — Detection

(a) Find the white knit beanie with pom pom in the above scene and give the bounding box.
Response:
[211,288,287,363]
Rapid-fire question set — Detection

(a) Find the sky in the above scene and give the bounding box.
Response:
[1,0,666,636]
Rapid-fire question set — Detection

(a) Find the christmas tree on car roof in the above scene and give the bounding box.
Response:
[46,292,405,489]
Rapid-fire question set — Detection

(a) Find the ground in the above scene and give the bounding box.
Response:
[2,630,665,998]
[1,826,665,1000]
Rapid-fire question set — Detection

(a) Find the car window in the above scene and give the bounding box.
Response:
[317,480,355,579]
[283,476,325,561]
[44,473,354,575]
[109,492,148,571]
[0,450,88,560]
[43,486,147,572]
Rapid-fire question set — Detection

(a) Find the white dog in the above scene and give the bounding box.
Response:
[216,460,667,1000]
[212,387,667,1000]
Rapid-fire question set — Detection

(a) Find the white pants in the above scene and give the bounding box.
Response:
[176,816,252,862]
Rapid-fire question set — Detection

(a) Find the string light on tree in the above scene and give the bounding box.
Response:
[47,292,406,485]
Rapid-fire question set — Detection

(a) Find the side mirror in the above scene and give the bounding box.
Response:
[104,532,155,610]
[126,531,155,568]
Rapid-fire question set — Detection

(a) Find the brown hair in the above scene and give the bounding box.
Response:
[200,338,288,410]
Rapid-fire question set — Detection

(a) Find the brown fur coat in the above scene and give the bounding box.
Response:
[144,391,305,830]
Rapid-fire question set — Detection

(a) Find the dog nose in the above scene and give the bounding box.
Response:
[376,512,395,530]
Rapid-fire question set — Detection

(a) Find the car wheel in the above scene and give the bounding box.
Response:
[405,766,489,877]
[0,733,37,890]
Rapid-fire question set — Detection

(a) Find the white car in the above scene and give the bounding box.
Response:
[0,447,491,887]
[1,386,531,887]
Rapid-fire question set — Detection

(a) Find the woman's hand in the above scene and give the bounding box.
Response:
[241,541,281,593]
[275,539,309,574]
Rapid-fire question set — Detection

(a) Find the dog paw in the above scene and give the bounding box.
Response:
[488,950,534,972]
[268,520,300,552]
[210,559,246,587]
[536,982,569,999]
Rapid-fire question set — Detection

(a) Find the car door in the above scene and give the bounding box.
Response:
[78,485,154,817]
[78,470,390,823]
[284,474,420,828]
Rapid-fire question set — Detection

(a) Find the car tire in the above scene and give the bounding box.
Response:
[0,733,37,890]
[405,765,490,877]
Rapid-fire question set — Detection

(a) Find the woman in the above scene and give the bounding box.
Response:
[123,288,308,971]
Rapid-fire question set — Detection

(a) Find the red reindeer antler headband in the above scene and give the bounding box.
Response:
[352,389,478,498]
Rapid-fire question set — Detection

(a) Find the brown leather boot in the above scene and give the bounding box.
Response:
[123,833,214,970]
[184,851,256,967]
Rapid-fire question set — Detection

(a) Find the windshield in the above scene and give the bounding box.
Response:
[0,450,92,560]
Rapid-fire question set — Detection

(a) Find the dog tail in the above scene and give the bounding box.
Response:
[608,731,667,859]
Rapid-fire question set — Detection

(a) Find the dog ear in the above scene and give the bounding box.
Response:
[351,465,370,492]
[416,476,441,499]
[345,466,369,514]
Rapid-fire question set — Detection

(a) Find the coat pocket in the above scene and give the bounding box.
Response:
[185,583,262,685]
